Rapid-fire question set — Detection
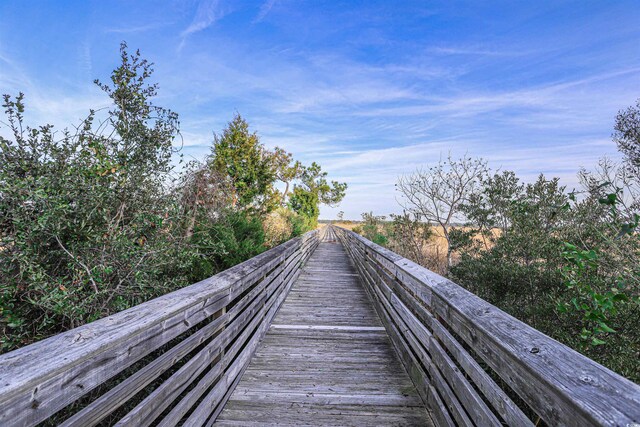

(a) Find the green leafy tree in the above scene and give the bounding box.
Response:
[289,162,347,229]
[450,166,640,381]
[360,212,388,245]
[299,162,348,206]
[558,164,640,348]
[451,174,569,326]
[288,187,319,229]
[211,114,278,214]
[270,146,303,203]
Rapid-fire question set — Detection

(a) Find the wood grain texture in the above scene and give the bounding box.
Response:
[335,225,640,427]
[5,223,635,427]
[0,230,318,427]
[214,241,434,427]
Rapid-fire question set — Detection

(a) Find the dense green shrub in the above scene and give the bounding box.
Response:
[0,44,188,349]
[0,43,347,353]
[359,212,389,246]
[214,211,266,270]
[450,171,640,382]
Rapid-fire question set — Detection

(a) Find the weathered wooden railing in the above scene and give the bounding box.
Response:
[0,230,319,426]
[2,225,639,427]
[333,225,640,427]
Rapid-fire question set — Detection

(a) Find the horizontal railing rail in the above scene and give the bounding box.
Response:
[0,229,319,427]
[333,225,640,427]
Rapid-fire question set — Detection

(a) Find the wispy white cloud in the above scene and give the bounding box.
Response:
[105,22,170,34]
[254,0,279,23]
[0,48,107,137]
[352,67,640,122]
[427,45,534,57]
[0,49,32,90]
[2,1,638,220]
[78,39,93,79]
[181,0,226,39]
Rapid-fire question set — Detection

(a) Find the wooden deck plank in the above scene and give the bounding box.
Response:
[214,241,433,426]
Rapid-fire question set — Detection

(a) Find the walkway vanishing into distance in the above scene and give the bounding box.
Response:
[215,235,432,426]
[0,226,639,426]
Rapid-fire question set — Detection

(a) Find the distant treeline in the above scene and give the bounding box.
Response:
[0,43,346,352]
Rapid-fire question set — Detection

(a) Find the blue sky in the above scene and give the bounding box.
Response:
[1,1,639,219]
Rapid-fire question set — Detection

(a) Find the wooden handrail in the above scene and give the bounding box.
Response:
[3,224,638,426]
[0,230,319,426]
[333,225,640,427]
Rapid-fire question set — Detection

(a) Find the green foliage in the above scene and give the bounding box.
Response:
[288,187,320,229]
[452,175,571,328]
[289,162,347,228]
[450,167,640,382]
[207,211,266,271]
[559,243,626,346]
[298,162,348,206]
[288,211,313,237]
[0,43,185,350]
[270,146,303,203]
[0,44,346,354]
[558,187,639,347]
[211,114,278,214]
[613,98,640,177]
[359,212,388,246]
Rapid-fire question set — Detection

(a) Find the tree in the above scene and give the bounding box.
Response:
[396,154,488,269]
[386,212,434,268]
[288,187,319,226]
[178,160,234,239]
[210,114,277,214]
[289,162,347,228]
[613,98,640,177]
[337,211,344,222]
[299,162,347,206]
[360,212,388,245]
[270,146,303,203]
[451,174,570,328]
[462,171,523,240]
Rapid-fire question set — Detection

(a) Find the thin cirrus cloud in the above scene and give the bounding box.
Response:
[254,0,280,23]
[181,0,229,37]
[105,22,171,34]
[0,0,638,219]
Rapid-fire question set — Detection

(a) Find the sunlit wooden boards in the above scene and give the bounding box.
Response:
[214,242,433,426]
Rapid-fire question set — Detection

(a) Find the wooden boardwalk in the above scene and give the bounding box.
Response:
[214,239,433,426]
[2,227,639,426]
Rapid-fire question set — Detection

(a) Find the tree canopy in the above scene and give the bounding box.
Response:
[289,162,347,228]
[211,114,278,214]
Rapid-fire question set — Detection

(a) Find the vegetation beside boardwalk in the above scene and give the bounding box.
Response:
[2,41,638,387]
[352,103,640,383]
[0,43,346,352]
